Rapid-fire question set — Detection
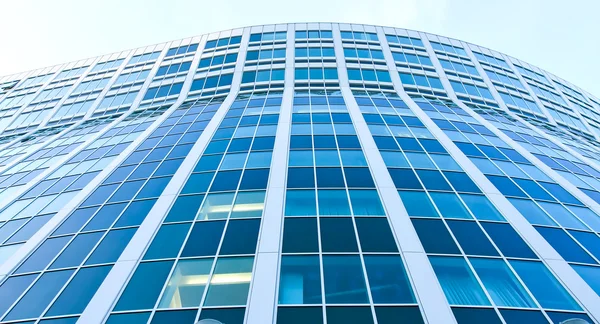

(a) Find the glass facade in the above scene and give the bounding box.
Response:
[0,23,598,324]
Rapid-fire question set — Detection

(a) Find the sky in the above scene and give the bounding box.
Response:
[0,0,598,96]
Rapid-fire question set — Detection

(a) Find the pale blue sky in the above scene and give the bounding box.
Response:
[1,0,598,96]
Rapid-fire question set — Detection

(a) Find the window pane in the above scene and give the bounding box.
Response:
[364,255,415,303]
[114,261,174,311]
[46,265,112,316]
[278,255,322,304]
[509,260,580,310]
[203,257,254,306]
[469,258,535,308]
[318,189,350,216]
[285,190,316,216]
[429,256,490,306]
[158,258,214,308]
[323,255,369,303]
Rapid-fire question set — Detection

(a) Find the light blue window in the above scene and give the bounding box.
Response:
[368,124,390,136]
[255,70,269,82]
[567,206,600,232]
[323,255,369,303]
[289,150,314,167]
[347,69,362,81]
[406,54,419,64]
[393,52,406,62]
[309,68,323,79]
[279,255,322,304]
[399,73,415,85]
[460,194,504,221]
[259,50,272,60]
[429,256,490,306]
[246,151,272,168]
[357,49,370,58]
[398,190,438,217]
[380,151,409,168]
[349,190,385,216]
[323,68,338,80]
[572,265,600,296]
[470,157,503,175]
[318,189,351,216]
[295,48,308,57]
[295,68,308,80]
[312,123,334,135]
[344,48,357,58]
[285,190,317,216]
[271,69,285,81]
[362,69,376,81]
[322,48,335,57]
[538,202,587,230]
[334,123,355,135]
[273,49,286,58]
[364,255,415,303]
[405,152,435,168]
[428,77,444,89]
[292,123,311,135]
[430,154,461,171]
[469,258,536,308]
[371,50,384,60]
[376,70,391,82]
[430,192,471,219]
[315,150,340,166]
[508,198,556,226]
[450,80,465,93]
[495,161,527,178]
[158,259,212,308]
[414,75,429,87]
[308,48,321,57]
[510,260,581,310]
[220,153,247,170]
[340,150,367,166]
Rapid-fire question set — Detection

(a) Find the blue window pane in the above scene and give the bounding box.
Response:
[412,219,460,254]
[85,228,136,265]
[181,221,225,257]
[510,260,581,310]
[277,307,323,324]
[285,190,316,216]
[364,255,415,303]
[278,255,322,304]
[460,194,504,221]
[349,190,385,215]
[536,227,596,264]
[327,306,374,324]
[5,270,75,320]
[143,223,191,260]
[320,217,358,252]
[219,219,261,255]
[323,255,369,303]
[568,230,600,260]
[114,199,156,227]
[114,261,174,311]
[481,222,536,258]
[469,258,535,307]
[399,191,439,217]
[355,217,398,252]
[429,256,490,306]
[572,264,600,296]
[318,189,351,215]
[452,308,502,324]
[447,220,498,256]
[0,274,37,316]
[375,306,424,324]
[46,265,112,316]
[282,218,319,253]
[430,192,471,219]
[17,236,71,273]
[50,232,103,269]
